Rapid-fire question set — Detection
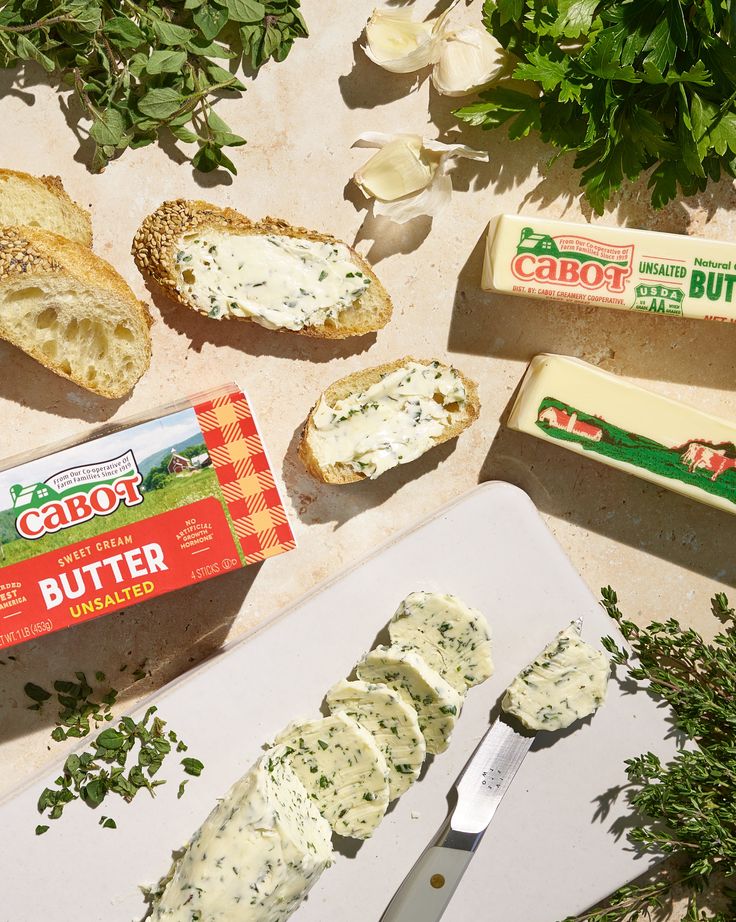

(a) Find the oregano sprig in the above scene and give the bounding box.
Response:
[0,0,308,174]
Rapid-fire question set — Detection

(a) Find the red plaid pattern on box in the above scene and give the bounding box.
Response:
[194,388,295,564]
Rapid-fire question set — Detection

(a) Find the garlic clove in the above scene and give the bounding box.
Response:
[354,136,437,202]
[363,2,459,74]
[353,133,489,224]
[364,9,437,73]
[432,27,510,96]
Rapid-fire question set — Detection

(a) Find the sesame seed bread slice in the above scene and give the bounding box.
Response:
[0,169,92,247]
[0,226,152,398]
[132,199,392,339]
[298,357,480,484]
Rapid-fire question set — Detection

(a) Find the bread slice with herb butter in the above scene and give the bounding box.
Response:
[132,199,392,338]
[0,168,92,247]
[0,226,151,398]
[299,357,480,483]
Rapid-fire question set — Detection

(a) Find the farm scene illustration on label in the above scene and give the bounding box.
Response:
[536,397,736,503]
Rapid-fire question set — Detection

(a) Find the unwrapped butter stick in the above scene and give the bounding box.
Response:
[508,354,736,514]
[482,214,736,322]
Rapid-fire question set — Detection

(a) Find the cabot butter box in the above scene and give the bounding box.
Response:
[0,384,295,650]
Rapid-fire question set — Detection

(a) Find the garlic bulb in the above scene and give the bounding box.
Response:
[364,3,456,74]
[353,132,489,223]
[432,28,509,96]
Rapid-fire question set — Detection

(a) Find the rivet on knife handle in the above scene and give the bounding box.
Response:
[379,841,473,922]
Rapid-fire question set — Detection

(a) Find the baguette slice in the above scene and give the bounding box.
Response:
[0,169,92,247]
[131,199,392,338]
[0,226,152,398]
[299,357,480,484]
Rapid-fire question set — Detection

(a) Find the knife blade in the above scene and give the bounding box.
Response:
[380,619,583,922]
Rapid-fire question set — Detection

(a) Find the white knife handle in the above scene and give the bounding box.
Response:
[379,843,474,922]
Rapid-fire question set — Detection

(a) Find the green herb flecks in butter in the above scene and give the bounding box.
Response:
[502,624,610,732]
[175,232,371,331]
[310,361,467,479]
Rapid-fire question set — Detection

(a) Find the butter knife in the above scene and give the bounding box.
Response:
[380,620,583,922]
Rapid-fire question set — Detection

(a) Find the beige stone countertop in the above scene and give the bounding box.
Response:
[1,2,734,918]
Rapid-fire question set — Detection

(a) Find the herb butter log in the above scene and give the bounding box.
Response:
[325,679,426,799]
[389,591,493,693]
[132,200,392,338]
[483,214,736,322]
[274,713,390,839]
[508,354,736,515]
[299,358,480,482]
[356,644,465,755]
[502,624,610,732]
[0,226,151,397]
[150,750,333,922]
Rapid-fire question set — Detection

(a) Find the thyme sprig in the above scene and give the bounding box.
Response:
[560,588,736,922]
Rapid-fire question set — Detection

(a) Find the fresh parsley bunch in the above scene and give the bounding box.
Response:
[456,0,736,213]
[560,588,736,922]
[0,0,308,173]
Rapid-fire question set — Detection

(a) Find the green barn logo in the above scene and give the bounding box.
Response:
[11,451,143,541]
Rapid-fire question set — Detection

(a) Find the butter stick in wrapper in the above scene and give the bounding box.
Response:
[507,354,736,514]
[482,214,736,322]
[0,384,295,651]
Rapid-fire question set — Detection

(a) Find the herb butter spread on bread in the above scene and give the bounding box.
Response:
[132,200,392,338]
[0,169,92,247]
[299,358,479,482]
[0,226,151,398]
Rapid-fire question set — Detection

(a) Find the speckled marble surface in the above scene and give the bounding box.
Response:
[0,2,733,917]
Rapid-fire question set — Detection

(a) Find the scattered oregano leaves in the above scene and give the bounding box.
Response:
[25,669,202,833]
[0,0,308,174]
[560,588,736,922]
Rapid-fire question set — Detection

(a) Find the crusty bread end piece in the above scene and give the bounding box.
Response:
[0,226,152,398]
[132,199,392,339]
[299,357,480,484]
[0,169,92,247]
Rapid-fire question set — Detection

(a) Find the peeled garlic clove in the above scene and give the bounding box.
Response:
[364,9,438,73]
[432,28,509,96]
[354,136,438,202]
[353,133,489,224]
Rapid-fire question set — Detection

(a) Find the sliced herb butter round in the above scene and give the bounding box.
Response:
[307,361,468,479]
[356,644,464,755]
[502,624,610,732]
[174,231,371,330]
[150,749,332,922]
[389,591,493,693]
[326,679,426,799]
[274,712,390,840]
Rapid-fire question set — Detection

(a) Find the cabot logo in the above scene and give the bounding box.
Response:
[10,450,143,541]
[511,227,634,293]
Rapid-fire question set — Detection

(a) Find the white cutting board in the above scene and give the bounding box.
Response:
[0,483,678,922]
